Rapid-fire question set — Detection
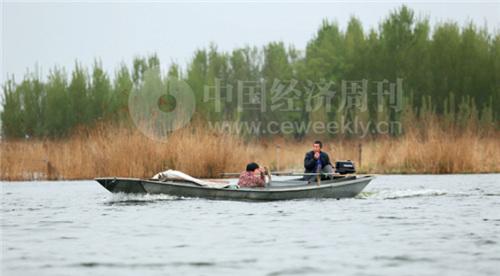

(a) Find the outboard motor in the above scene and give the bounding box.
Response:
[335,160,356,175]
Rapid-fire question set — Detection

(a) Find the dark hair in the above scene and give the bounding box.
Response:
[246,162,259,172]
[313,140,322,148]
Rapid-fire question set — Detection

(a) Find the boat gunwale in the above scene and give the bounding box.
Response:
[94,175,375,194]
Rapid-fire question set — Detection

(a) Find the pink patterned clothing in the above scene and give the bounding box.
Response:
[237,171,265,188]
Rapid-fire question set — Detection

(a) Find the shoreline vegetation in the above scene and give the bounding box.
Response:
[1,120,499,181]
[1,6,499,180]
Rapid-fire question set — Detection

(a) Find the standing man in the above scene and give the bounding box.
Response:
[303,140,334,181]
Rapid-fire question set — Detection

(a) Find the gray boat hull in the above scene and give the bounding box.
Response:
[95,176,374,201]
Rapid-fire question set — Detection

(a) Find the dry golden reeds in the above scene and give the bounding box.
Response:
[1,121,499,180]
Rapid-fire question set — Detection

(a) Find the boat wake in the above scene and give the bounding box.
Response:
[104,193,181,205]
[358,189,448,200]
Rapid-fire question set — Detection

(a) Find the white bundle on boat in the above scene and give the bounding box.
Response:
[152,169,235,188]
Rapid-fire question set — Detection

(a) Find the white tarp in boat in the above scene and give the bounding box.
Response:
[152,169,233,188]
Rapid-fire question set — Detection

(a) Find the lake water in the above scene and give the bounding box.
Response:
[1,174,500,276]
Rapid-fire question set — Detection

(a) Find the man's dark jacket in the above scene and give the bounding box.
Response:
[304,151,332,173]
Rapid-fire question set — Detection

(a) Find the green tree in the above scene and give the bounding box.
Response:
[111,64,133,122]
[88,61,111,121]
[1,79,24,138]
[43,68,70,137]
[68,62,89,126]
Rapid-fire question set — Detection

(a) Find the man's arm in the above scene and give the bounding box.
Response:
[323,152,332,166]
[304,152,316,171]
[257,173,266,187]
[248,173,265,187]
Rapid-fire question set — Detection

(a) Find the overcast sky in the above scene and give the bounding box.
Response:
[2,1,499,86]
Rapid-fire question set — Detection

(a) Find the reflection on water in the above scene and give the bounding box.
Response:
[1,174,500,276]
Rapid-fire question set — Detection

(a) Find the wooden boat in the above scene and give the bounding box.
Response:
[95,174,374,201]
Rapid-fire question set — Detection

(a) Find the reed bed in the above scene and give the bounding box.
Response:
[1,123,499,180]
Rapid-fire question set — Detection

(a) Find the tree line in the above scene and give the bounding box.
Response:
[1,6,498,139]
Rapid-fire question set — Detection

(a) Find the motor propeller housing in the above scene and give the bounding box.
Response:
[335,160,356,175]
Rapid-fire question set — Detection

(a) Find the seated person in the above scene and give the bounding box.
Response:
[303,140,334,181]
[238,162,268,188]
